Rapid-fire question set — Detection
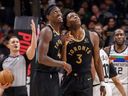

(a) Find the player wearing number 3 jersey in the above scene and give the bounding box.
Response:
[104,29,128,96]
[61,10,106,96]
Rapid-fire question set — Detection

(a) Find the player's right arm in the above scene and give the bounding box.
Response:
[38,27,72,73]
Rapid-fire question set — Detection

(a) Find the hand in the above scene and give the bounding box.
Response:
[61,31,74,45]
[62,62,72,75]
[0,83,11,90]
[100,86,106,96]
[30,19,36,34]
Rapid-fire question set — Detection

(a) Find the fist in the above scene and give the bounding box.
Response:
[63,62,72,75]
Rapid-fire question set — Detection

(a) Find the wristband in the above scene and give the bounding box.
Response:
[100,81,105,86]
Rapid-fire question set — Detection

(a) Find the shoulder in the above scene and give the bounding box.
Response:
[39,26,53,41]
[41,26,52,36]
[104,45,112,55]
[90,31,99,40]
[89,31,99,45]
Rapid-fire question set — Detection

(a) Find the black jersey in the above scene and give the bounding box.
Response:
[37,25,62,72]
[66,30,93,74]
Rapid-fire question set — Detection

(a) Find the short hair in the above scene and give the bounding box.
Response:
[45,4,57,16]
[63,9,74,30]
[8,35,18,41]
[114,28,125,35]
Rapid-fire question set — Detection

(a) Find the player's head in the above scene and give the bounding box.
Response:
[8,36,20,52]
[113,29,126,46]
[45,4,63,23]
[63,10,81,30]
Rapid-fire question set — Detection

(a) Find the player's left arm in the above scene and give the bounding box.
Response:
[90,32,106,96]
[109,63,126,96]
[111,77,126,96]
[26,19,37,60]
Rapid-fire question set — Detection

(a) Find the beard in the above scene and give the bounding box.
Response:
[115,40,125,46]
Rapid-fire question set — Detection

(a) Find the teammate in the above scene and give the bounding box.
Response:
[93,24,126,96]
[104,28,128,96]
[61,10,106,96]
[30,5,72,96]
[0,19,37,96]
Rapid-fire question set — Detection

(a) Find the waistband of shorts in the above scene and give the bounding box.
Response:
[5,86,26,91]
[69,72,91,77]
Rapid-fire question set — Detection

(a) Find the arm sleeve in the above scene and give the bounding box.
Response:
[109,63,117,78]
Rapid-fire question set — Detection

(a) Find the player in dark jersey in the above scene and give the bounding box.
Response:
[61,10,106,96]
[30,5,72,96]
[0,19,37,96]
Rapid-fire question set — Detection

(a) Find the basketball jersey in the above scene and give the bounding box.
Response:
[109,45,128,96]
[109,45,128,84]
[37,25,62,72]
[66,30,93,73]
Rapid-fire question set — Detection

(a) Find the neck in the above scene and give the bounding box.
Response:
[115,43,126,51]
[71,27,84,39]
[49,22,61,33]
[10,51,20,57]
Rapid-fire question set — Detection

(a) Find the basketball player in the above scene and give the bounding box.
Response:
[30,5,72,96]
[61,10,106,96]
[104,29,128,96]
[0,19,37,96]
[93,24,126,96]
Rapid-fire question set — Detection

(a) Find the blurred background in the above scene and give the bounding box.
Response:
[0,0,128,60]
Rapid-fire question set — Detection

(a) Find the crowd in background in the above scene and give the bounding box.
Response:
[0,0,128,61]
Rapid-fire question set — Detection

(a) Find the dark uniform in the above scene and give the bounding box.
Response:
[61,30,93,96]
[31,25,62,96]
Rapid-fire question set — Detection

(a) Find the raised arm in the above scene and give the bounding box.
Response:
[26,19,37,60]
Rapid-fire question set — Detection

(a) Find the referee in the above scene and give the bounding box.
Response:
[0,20,37,96]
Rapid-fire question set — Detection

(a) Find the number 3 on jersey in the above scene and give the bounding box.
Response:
[76,54,82,64]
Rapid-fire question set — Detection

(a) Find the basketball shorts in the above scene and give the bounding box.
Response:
[61,73,93,96]
[30,71,60,96]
